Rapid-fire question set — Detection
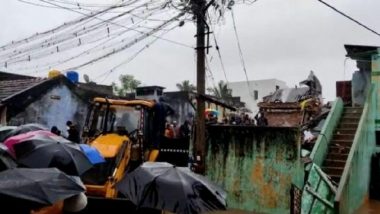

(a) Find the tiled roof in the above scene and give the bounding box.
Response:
[0,71,35,81]
[0,78,45,101]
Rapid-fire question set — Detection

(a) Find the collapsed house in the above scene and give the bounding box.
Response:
[258,71,323,127]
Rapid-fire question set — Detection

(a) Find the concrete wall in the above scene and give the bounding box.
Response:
[206,125,303,213]
[8,84,88,138]
[228,79,288,114]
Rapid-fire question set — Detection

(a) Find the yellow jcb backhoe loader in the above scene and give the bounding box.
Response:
[77,97,166,214]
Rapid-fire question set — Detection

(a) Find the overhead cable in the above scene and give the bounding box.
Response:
[317,0,380,37]
[0,3,165,63]
[0,2,126,50]
[205,56,218,90]
[96,23,180,83]
[207,12,229,84]
[231,8,251,92]
[40,0,193,48]
[64,13,183,71]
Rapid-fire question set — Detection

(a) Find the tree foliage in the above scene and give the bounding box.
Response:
[207,80,232,102]
[112,74,141,96]
[176,80,196,92]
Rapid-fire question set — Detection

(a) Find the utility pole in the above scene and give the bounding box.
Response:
[193,0,207,174]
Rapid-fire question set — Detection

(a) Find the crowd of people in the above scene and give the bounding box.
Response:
[206,110,269,126]
[164,120,191,139]
[50,120,81,144]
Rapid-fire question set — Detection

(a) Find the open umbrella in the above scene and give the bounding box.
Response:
[79,144,105,164]
[0,168,85,205]
[2,123,48,141]
[205,108,219,116]
[0,144,16,171]
[4,130,60,157]
[0,126,16,142]
[16,141,93,176]
[116,162,227,214]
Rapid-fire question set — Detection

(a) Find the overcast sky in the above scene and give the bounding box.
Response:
[1,0,380,102]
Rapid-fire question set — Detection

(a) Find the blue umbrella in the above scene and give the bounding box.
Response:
[79,144,105,164]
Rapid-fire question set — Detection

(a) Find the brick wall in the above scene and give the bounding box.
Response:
[266,111,303,127]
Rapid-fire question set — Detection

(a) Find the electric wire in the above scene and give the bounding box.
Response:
[63,13,183,71]
[39,0,192,48]
[317,0,380,37]
[6,16,188,75]
[96,23,180,83]
[0,4,167,64]
[207,11,229,84]
[2,0,178,53]
[1,0,192,72]
[7,21,154,73]
[205,55,218,91]
[230,8,252,94]
[2,0,236,78]
[0,1,127,50]
[18,0,145,14]
[48,0,134,8]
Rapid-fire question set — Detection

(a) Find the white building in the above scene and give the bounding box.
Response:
[227,79,288,114]
[135,86,164,100]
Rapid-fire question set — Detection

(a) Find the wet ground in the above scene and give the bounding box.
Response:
[210,210,262,214]
[355,199,380,214]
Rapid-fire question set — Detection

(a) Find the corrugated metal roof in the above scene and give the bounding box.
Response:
[0,78,44,101]
[0,71,35,81]
[263,87,310,103]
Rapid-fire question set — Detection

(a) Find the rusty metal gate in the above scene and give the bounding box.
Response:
[291,184,302,214]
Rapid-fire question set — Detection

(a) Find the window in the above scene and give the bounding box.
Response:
[254,90,259,100]
[136,88,155,96]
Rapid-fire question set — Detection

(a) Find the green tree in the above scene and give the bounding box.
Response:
[207,80,232,102]
[176,80,196,92]
[112,74,141,96]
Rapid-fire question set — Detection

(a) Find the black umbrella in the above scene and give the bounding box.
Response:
[116,162,227,214]
[0,168,85,205]
[16,141,93,176]
[6,131,71,158]
[0,126,16,142]
[0,144,16,171]
[2,123,48,141]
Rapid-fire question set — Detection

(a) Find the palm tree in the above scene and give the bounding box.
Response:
[176,80,196,92]
[207,80,232,102]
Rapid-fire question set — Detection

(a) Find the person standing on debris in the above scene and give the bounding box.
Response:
[164,123,174,139]
[179,120,191,138]
[153,98,175,143]
[149,97,175,160]
[255,110,268,126]
[66,121,80,144]
[172,121,180,138]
